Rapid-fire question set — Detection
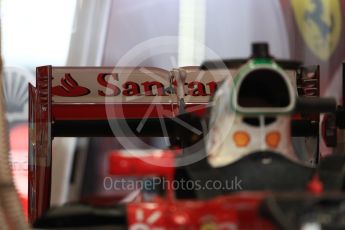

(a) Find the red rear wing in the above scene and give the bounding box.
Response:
[28,66,224,222]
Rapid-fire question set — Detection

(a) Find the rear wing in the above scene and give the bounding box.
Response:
[28,66,224,222]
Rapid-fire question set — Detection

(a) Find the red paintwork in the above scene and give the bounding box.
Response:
[52,103,206,120]
[53,104,177,120]
[109,152,275,229]
[307,175,324,195]
[108,150,176,201]
[108,150,175,178]
[127,193,275,230]
[28,67,52,223]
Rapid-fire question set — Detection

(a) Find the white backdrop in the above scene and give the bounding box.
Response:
[102,0,290,68]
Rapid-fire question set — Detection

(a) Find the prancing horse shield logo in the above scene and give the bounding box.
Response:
[291,0,342,61]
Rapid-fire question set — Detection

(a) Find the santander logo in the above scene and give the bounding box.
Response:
[52,72,220,98]
[52,73,90,97]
